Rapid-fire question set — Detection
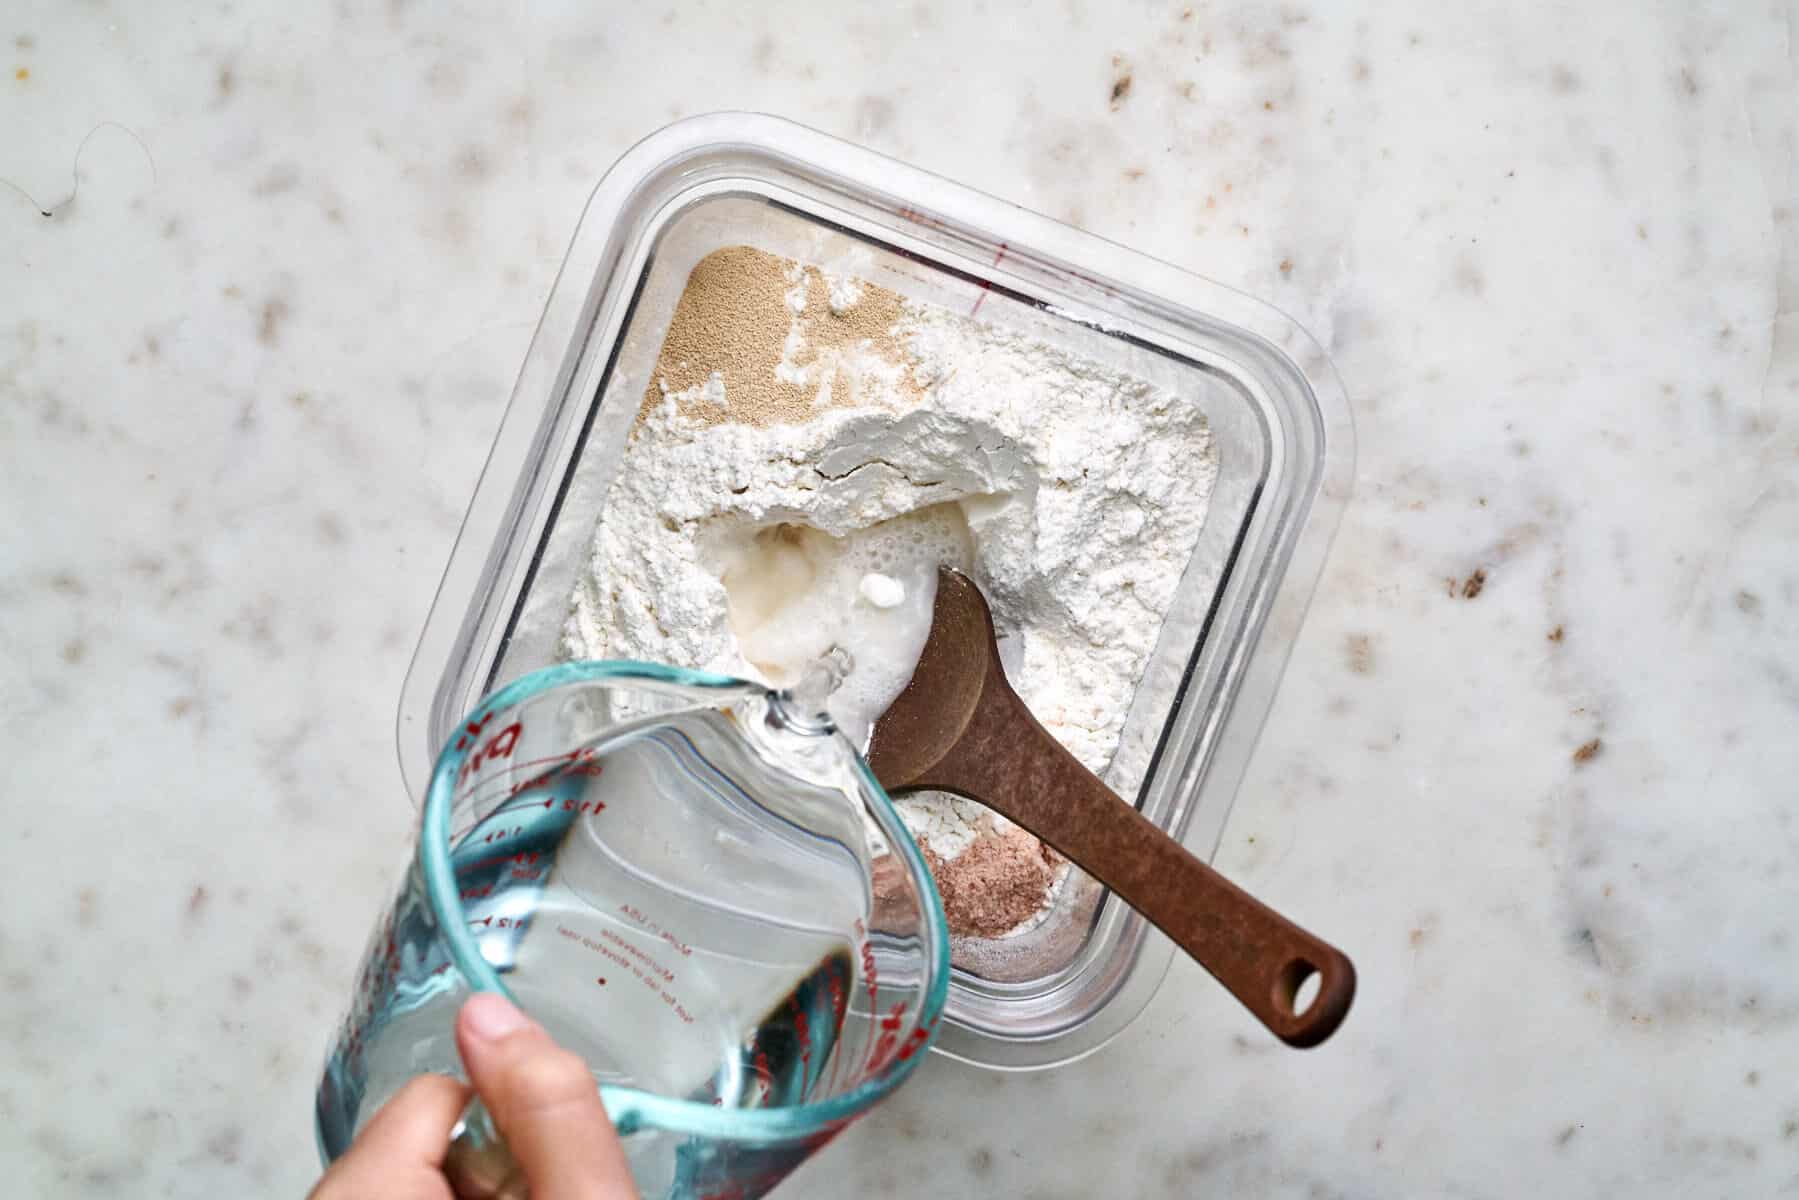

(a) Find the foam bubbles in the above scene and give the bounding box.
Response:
[713,503,975,746]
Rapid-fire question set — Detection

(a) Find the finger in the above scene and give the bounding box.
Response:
[310,1074,470,1199]
[352,1075,473,1169]
[456,992,638,1200]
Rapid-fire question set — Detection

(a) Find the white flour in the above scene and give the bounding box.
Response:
[563,275,1217,895]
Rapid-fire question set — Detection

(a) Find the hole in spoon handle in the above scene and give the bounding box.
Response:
[1265,944,1356,1048]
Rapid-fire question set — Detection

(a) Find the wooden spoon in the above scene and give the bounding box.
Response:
[867,568,1355,1047]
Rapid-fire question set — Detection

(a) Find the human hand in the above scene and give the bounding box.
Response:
[310,993,639,1199]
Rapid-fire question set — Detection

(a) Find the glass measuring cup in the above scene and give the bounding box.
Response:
[316,661,951,1199]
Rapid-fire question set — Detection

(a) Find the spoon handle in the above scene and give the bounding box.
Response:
[917,676,1355,1048]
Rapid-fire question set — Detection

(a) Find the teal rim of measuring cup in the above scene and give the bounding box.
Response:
[420,658,953,1142]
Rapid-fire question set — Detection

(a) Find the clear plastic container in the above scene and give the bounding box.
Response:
[397,113,1353,1070]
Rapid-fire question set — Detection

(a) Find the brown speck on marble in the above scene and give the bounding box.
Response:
[853,95,895,142]
[1735,589,1761,615]
[1460,569,1487,599]
[441,205,471,246]
[1262,99,1274,111]
[205,1125,243,1165]
[168,696,195,718]
[1548,624,1565,642]
[257,298,288,346]
[968,1147,994,1175]
[1554,1123,1580,1147]
[1679,65,1699,96]
[1572,737,1603,764]
[77,888,98,927]
[454,144,490,179]
[1549,64,1581,93]
[315,511,348,545]
[48,570,86,596]
[15,34,34,49]
[252,164,300,196]
[1279,257,1293,276]
[60,638,86,664]
[425,57,468,99]
[13,66,28,82]
[1345,633,1375,674]
[186,885,210,920]
[1109,56,1132,109]
[1123,166,1146,181]
[216,62,235,99]
[1453,257,1486,294]
[1352,57,1370,81]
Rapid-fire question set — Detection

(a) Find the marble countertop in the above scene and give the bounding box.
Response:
[5,2,1796,1196]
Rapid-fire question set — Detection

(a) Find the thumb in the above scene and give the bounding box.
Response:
[456,992,638,1200]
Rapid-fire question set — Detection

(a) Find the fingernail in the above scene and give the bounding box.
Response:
[463,992,532,1042]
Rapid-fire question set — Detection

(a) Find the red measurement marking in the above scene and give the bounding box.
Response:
[895,1024,931,1063]
[453,712,495,752]
[789,994,813,1072]
[455,720,523,788]
[454,848,542,877]
[863,1000,912,1075]
[825,966,846,1025]
[754,1048,773,1098]
[468,914,528,930]
[969,241,1008,317]
[505,753,605,799]
[859,938,878,1008]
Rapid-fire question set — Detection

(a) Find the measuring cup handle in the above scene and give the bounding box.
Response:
[442,1099,529,1200]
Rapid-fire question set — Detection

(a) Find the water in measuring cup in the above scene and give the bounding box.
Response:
[318,707,876,1151]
